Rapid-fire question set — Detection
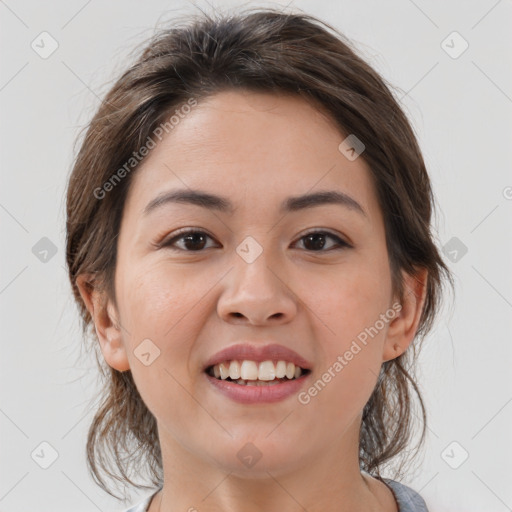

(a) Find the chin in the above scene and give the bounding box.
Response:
[202,440,310,479]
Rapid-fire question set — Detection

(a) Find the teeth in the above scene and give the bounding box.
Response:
[210,360,306,382]
[240,360,259,380]
[229,360,241,380]
[219,362,230,380]
[246,379,281,386]
[258,361,276,381]
[275,360,287,378]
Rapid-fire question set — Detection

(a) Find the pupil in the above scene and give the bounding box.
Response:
[184,233,206,250]
[305,233,325,250]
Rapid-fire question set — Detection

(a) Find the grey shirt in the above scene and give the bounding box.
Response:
[123,479,429,511]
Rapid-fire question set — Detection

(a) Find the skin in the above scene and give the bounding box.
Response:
[77,90,427,512]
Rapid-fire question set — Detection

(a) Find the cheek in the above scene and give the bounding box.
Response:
[316,258,392,342]
[116,266,211,420]
[309,356,381,431]
[115,262,212,393]
[305,255,391,407]
[117,261,206,335]
[305,291,388,426]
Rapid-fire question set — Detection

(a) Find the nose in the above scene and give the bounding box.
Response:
[216,248,298,326]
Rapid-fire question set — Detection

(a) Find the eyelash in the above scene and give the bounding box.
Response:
[161,228,352,253]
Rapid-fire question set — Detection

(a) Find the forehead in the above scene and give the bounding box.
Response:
[124,90,380,222]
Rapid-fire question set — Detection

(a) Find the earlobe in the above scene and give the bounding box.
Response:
[382,268,428,362]
[75,274,130,372]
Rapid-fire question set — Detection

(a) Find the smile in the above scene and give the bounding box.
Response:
[205,360,312,403]
[206,359,310,384]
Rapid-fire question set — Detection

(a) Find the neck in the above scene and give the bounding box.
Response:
[150,416,395,512]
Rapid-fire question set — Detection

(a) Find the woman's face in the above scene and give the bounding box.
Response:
[87,90,421,478]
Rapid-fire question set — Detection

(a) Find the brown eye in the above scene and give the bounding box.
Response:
[161,229,351,253]
[163,230,217,251]
[295,231,351,252]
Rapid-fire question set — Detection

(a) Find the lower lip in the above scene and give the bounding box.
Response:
[205,372,312,404]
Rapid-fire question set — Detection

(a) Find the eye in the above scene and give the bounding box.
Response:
[162,229,217,251]
[161,229,351,252]
[293,230,352,252]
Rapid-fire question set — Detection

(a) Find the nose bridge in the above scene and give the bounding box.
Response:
[238,238,276,287]
[217,234,297,323]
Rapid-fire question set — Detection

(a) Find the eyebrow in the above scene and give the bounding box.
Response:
[143,189,367,218]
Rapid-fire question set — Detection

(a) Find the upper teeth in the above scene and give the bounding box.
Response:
[212,360,303,380]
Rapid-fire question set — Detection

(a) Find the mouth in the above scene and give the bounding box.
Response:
[205,360,312,386]
[202,344,313,403]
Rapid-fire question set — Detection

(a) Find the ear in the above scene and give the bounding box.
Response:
[382,268,428,362]
[76,274,130,372]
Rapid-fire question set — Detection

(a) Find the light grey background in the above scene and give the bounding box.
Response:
[1,1,511,511]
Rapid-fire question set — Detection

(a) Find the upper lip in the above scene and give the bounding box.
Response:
[203,343,313,371]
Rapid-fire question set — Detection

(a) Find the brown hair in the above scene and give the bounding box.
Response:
[65,6,453,500]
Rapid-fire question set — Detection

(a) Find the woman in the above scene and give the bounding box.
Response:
[65,8,452,512]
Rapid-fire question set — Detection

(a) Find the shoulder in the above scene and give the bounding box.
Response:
[122,489,160,512]
[382,478,429,512]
